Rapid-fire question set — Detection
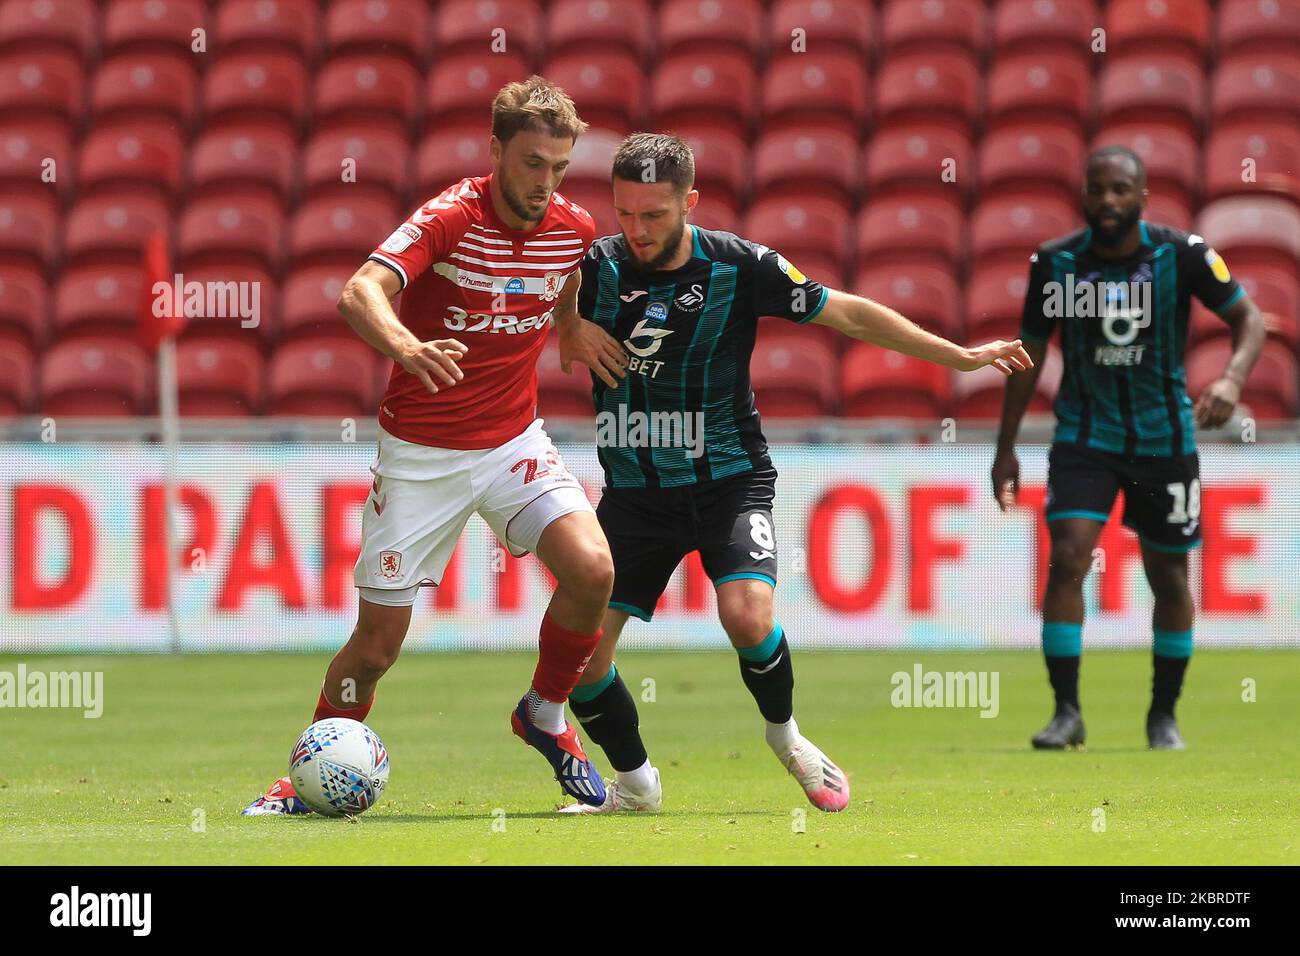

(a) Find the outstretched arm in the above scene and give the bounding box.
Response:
[1194,295,1266,428]
[812,288,1033,375]
[551,268,627,388]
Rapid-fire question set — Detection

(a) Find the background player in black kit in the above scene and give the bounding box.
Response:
[555,133,1033,813]
[993,146,1266,751]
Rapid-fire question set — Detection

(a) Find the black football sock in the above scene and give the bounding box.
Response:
[1150,628,1192,718]
[737,625,793,724]
[1042,621,1082,712]
[567,665,647,773]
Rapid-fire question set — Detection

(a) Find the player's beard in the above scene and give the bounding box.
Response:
[500,176,548,224]
[636,217,688,272]
[1085,204,1142,246]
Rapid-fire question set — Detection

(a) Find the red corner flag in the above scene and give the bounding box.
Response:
[139,232,184,351]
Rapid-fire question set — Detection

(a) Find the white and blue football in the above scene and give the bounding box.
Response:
[288,718,389,817]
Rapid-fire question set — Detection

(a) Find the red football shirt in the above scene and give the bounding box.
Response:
[366,174,596,449]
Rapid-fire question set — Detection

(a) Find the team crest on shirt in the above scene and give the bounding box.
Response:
[540,272,563,301]
[379,551,402,580]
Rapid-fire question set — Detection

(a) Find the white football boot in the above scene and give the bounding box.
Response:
[776,735,850,812]
[558,766,662,813]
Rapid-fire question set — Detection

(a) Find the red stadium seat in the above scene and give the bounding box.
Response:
[324,0,428,63]
[415,124,491,196]
[1204,123,1300,203]
[203,52,309,127]
[1186,338,1298,421]
[0,191,58,272]
[854,263,963,340]
[855,191,965,272]
[543,53,644,132]
[288,195,398,269]
[881,0,986,56]
[1212,53,1300,124]
[992,0,1097,55]
[426,52,530,125]
[0,341,34,415]
[177,337,265,417]
[1189,265,1299,351]
[1218,0,1300,57]
[675,125,749,210]
[0,263,47,350]
[986,51,1091,132]
[651,52,757,139]
[761,51,870,131]
[977,123,1085,205]
[0,0,97,58]
[657,0,764,59]
[77,121,185,200]
[281,264,352,340]
[874,50,981,129]
[964,259,1032,343]
[314,54,422,129]
[970,194,1080,268]
[189,121,299,205]
[753,127,860,206]
[1093,123,1200,209]
[1143,195,1193,232]
[841,342,951,419]
[39,336,152,416]
[555,181,618,237]
[1105,0,1211,58]
[755,311,840,353]
[0,50,85,124]
[1097,52,1206,138]
[432,0,545,62]
[536,340,594,419]
[743,196,852,275]
[0,118,72,198]
[686,199,740,238]
[953,345,1062,420]
[172,262,278,345]
[52,263,144,340]
[267,338,377,416]
[864,124,975,199]
[90,52,198,128]
[62,192,170,265]
[751,336,838,418]
[547,0,653,61]
[1197,197,1300,277]
[101,0,208,55]
[302,120,410,205]
[768,0,872,60]
[563,127,622,190]
[214,0,319,58]
[178,194,285,272]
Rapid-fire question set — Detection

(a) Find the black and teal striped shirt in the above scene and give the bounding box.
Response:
[1020,221,1245,457]
[577,226,829,488]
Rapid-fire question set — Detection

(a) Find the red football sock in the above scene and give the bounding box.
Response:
[532,613,602,703]
[314,688,375,722]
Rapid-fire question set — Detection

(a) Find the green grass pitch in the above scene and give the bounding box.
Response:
[2,650,1297,865]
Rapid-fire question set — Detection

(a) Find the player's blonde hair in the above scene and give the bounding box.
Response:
[491,76,588,144]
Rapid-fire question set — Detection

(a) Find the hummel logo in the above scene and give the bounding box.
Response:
[619,289,648,302]
[747,652,783,675]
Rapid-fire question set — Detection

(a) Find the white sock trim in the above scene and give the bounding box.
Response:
[616,759,656,795]
[765,717,799,755]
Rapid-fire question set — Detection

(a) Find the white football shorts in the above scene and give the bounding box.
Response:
[353,418,593,607]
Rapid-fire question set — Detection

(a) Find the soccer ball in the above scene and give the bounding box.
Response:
[288,718,390,817]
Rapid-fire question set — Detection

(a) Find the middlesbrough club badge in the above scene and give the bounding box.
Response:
[379,550,402,580]
[541,272,562,301]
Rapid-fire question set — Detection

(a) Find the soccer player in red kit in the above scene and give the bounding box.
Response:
[244,77,629,814]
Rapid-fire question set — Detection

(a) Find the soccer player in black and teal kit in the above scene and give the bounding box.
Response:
[993,146,1266,751]
[554,133,1032,812]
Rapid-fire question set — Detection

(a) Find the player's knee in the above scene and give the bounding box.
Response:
[350,621,405,677]
[557,544,615,603]
[720,607,774,648]
[1048,539,1093,581]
